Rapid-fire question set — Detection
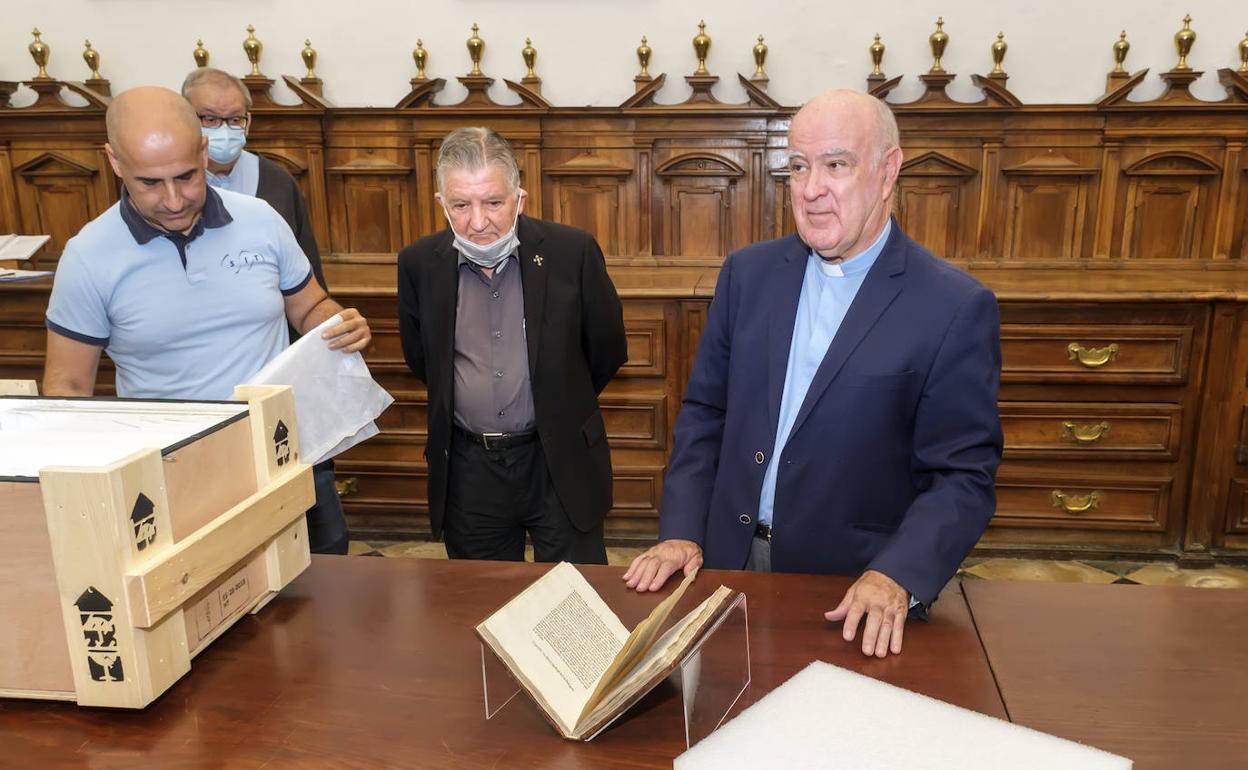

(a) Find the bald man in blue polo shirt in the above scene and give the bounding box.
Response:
[42,87,371,502]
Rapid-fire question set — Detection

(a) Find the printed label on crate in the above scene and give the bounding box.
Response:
[73,586,124,682]
[192,569,253,643]
[129,492,157,552]
[273,419,291,466]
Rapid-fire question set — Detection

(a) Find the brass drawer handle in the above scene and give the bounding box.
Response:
[1067,342,1119,368]
[335,476,359,497]
[1061,421,1111,444]
[1051,489,1101,513]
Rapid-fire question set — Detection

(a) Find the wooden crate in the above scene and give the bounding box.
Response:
[0,383,314,708]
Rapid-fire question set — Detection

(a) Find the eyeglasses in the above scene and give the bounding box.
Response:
[198,113,249,130]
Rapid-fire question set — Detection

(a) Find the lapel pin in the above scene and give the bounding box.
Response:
[533,254,543,267]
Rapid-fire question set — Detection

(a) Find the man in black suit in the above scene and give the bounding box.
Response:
[397,127,627,563]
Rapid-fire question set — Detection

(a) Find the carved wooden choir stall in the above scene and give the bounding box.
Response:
[3,18,1248,565]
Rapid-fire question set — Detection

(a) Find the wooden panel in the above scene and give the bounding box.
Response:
[671,184,729,257]
[599,393,667,450]
[619,319,666,378]
[1000,402,1180,460]
[0,480,75,694]
[342,179,406,254]
[993,473,1172,531]
[897,181,958,257]
[1003,178,1088,259]
[12,151,107,260]
[552,179,624,255]
[1000,324,1192,384]
[1123,180,1202,259]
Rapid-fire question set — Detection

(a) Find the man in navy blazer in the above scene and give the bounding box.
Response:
[624,89,1002,658]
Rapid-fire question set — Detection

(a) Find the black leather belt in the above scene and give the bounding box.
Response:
[455,426,538,451]
[754,523,773,541]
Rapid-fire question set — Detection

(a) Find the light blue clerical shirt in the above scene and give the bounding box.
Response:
[757,219,892,526]
[205,149,260,196]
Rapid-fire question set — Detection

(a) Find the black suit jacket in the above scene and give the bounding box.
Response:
[397,215,628,537]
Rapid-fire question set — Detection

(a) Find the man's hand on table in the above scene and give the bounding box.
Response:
[622,539,703,592]
[825,569,910,658]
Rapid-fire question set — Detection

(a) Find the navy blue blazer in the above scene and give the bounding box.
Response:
[659,224,1003,605]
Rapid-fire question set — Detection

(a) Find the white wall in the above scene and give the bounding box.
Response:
[1,1,1243,109]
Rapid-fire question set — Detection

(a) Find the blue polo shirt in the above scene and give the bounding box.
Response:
[46,186,313,400]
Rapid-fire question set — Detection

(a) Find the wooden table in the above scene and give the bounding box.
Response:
[964,580,1248,770]
[0,556,1003,768]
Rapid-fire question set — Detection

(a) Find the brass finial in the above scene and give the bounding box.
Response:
[692,20,711,75]
[29,28,51,80]
[193,39,210,68]
[990,32,1007,75]
[243,25,264,77]
[413,39,428,80]
[869,34,885,77]
[301,39,317,79]
[83,40,102,80]
[522,37,537,79]
[1112,31,1129,73]
[1173,14,1195,71]
[1239,31,1248,73]
[929,17,949,74]
[752,35,768,79]
[636,36,652,78]
[467,23,484,76]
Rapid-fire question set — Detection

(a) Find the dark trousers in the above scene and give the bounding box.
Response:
[307,460,349,555]
[444,428,607,564]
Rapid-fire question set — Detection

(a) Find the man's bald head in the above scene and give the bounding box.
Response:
[791,89,899,168]
[785,88,903,260]
[105,86,203,164]
[104,86,209,234]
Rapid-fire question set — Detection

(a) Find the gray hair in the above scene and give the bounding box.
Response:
[436,127,520,196]
[180,67,252,111]
[870,96,900,168]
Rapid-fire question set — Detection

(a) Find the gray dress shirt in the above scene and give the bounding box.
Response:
[452,252,536,433]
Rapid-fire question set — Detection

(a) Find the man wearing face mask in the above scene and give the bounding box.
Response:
[181,68,326,294]
[397,127,627,563]
[180,68,345,555]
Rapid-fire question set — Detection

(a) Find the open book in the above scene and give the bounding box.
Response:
[475,562,738,741]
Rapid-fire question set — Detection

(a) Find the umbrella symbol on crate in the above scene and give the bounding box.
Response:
[130,492,157,551]
[74,586,125,682]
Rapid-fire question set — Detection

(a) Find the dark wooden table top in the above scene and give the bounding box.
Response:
[964,580,1248,770]
[0,556,1003,769]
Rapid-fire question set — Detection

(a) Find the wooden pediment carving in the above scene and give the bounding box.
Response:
[899,152,977,177]
[655,153,745,178]
[255,150,308,175]
[1002,154,1097,176]
[545,152,633,178]
[326,156,412,175]
[14,151,97,178]
[1123,151,1219,177]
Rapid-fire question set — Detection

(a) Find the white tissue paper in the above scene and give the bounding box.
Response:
[246,313,394,465]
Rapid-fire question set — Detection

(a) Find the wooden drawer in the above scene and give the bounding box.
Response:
[1001,323,1194,384]
[1000,402,1181,460]
[992,472,1172,532]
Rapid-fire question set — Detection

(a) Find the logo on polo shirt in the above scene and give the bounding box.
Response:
[221,250,269,273]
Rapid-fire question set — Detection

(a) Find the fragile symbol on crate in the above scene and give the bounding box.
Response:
[130,492,157,551]
[73,587,125,682]
[273,419,291,466]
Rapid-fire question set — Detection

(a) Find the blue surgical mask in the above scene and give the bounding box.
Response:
[442,193,525,269]
[202,125,247,165]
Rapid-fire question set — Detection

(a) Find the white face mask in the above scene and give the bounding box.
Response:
[442,192,525,269]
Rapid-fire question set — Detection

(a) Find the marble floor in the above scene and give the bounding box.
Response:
[347,539,1248,589]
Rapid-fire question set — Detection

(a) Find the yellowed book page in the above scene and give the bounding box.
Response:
[476,562,629,737]
[576,567,700,725]
[578,585,736,735]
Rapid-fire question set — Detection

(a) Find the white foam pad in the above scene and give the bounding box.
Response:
[675,661,1131,770]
